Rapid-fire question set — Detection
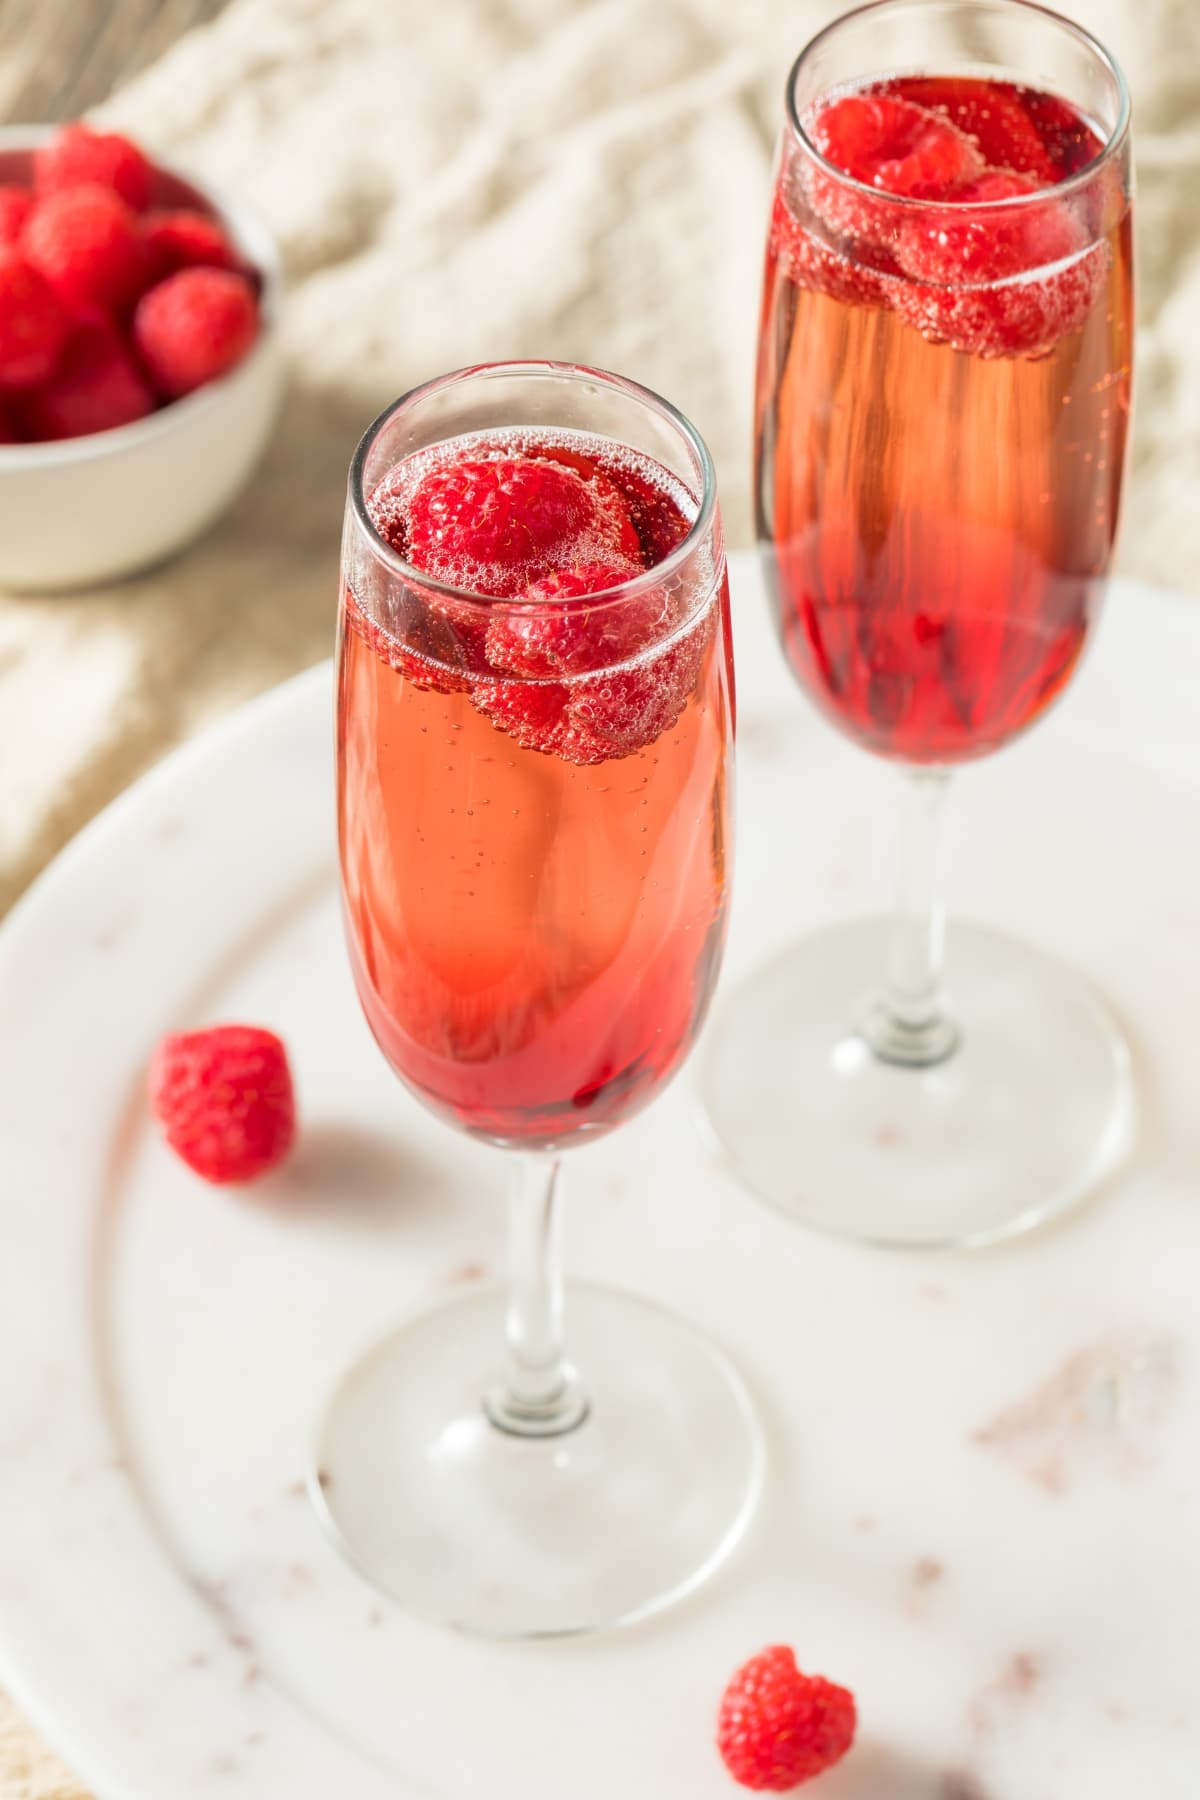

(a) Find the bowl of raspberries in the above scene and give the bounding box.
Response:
[0,121,283,590]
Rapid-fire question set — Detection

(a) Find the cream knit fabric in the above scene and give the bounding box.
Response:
[0,0,1197,1790]
[0,0,1196,926]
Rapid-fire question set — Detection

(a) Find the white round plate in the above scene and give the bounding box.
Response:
[1,553,1199,1799]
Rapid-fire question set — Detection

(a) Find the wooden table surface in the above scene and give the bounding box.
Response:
[0,0,229,123]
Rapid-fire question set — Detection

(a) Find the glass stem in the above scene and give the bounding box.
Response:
[484,1151,589,1438]
[865,768,960,1068]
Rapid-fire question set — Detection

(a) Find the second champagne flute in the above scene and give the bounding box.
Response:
[704,0,1135,1248]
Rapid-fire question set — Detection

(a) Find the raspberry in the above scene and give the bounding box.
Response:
[566,629,706,755]
[0,252,70,389]
[19,315,155,440]
[897,170,1040,282]
[34,123,153,211]
[717,1647,857,1791]
[141,208,239,280]
[768,188,886,309]
[24,184,150,314]
[484,559,653,677]
[404,457,609,598]
[0,401,18,443]
[525,446,644,563]
[149,1024,296,1185]
[132,267,260,398]
[472,678,572,755]
[599,455,696,566]
[884,77,1058,183]
[1024,88,1106,180]
[473,607,710,765]
[809,93,983,243]
[0,185,33,245]
[585,465,643,563]
[895,177,1106,357]
[373,443,648,599]
[343,585,481,695]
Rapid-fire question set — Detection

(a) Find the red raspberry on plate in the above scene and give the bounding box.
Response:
[141,208,239,280]
[24,184,150,314]
[484,559,653,677]
[0,401,19,443]
[19,315,155,439]
[809,92,983,244]
[0,185,33,245]
[133,266,260,397]
[717,1646,857,1791]
[34,122,153,211]
[149,1024,296,1185]
[0,252,71,389]
[895,173,1106,357]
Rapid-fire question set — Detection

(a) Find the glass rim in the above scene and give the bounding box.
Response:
[347,359,719,613]
[784,0,1132,216]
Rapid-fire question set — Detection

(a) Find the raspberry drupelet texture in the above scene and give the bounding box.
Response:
[484,559,651,677]
[781,78,1110,360]
[24,184,149,314]
[133,266,260,397]
[141,208,240,279]
[808,92,983,243]
[717,1646,857,1791]
[0,252,71,389]
[149,1025,296,1185]
[395,455,641,598]
[361,432,710,766]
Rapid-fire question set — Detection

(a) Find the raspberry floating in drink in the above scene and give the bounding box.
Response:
[760,69,1131,762]
[711,4,1136,1255]
[808,91,983,242]
[790,75,1113,362]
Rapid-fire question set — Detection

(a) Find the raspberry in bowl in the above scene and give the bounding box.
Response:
[0,123,283,591]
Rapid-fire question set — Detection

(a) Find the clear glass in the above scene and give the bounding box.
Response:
[313,361,761,1636]
[703,0,1136,1247]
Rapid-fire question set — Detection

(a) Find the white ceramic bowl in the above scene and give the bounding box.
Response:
[0,127,284,592]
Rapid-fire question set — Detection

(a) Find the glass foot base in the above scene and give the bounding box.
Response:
[700,920,1135,1250]
[309,1284,763,1638]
